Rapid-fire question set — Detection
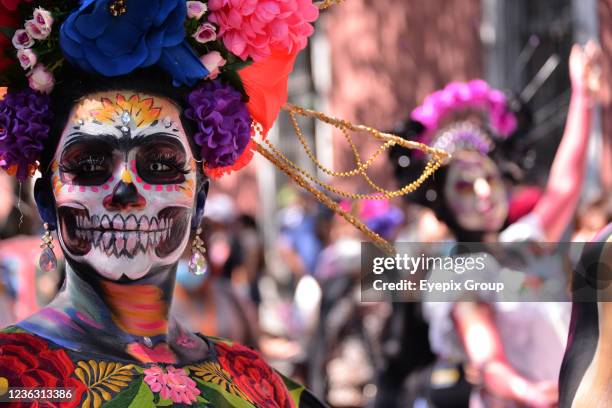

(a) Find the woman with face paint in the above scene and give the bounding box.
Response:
[390,42,603,407]
[0,0,330,406]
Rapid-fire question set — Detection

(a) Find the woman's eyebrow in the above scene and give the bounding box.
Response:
[64,132,120,149]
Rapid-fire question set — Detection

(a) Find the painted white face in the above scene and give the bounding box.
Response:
[51,92,198,280]
[443,150,508,232]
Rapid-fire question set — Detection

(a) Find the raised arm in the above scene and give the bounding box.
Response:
[531,41,602,242]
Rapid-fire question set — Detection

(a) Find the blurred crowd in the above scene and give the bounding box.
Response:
[0,164,610,407]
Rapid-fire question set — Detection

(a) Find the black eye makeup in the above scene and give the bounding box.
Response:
[59,139,116,186]
[135,137,189,185]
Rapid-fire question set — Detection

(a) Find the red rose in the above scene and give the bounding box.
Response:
[215,341,295,408]
[0,333,87,408]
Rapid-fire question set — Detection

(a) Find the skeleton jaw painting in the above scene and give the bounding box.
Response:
[52,92,197,280]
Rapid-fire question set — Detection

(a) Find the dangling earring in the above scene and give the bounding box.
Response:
[188,227,208,276]
[39,223,57,272]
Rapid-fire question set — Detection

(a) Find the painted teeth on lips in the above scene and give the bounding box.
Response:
[74,214,171,232]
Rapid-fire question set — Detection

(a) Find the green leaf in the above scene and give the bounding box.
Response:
[101,378,143,408]
[155,397,173,407]
[127,379,155,408]
[194,379,256,408]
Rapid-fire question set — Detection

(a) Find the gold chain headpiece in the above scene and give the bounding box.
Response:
[315,0,345,9]
[254,104,450,255]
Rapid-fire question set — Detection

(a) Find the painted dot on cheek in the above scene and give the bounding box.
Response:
[174,185,180,192]
[103,184,110,190]
[79,186,86,192]
[156,185,163,192]
[166,185,173,192]
[91,186,99,193]
[136,177,143,184]
[143,184,151,190]
[68,185,74,193]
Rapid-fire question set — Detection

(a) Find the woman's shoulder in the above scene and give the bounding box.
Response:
[0,328,326,407]
[205,335,328,408]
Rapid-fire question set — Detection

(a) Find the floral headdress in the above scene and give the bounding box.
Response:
[0,0,449,254]
[409,79,519,157]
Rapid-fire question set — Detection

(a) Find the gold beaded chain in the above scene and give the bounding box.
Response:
[315,0,345,10]
[254,140,398,255]
[251,105,450,255]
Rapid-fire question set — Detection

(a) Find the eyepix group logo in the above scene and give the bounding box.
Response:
[0,377,8,396]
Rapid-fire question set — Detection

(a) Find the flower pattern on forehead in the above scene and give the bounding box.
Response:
[0,0,319,179]
[89,94,163,127]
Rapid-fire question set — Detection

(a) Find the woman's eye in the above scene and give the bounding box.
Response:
[455,181,473,193]
[150,162,171,172]
[82,163,105,172]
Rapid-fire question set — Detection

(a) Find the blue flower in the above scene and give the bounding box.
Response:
[60,0,208,86]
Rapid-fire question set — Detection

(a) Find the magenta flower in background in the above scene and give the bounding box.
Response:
[209,0,319,61]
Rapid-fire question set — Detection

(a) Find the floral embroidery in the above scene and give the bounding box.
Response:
[0,330,315,407]
[216,341,295,408]
[0,332,87,408]
[189,361,253,402]
[144,365,200,405]
[73,360,135,408]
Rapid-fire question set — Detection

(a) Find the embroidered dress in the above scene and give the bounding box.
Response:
[0,327,325,408]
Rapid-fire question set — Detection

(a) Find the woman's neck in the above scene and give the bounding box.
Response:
[18,259,209,364]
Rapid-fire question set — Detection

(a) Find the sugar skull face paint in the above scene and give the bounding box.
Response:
[443,150,508,232]
[52,92,197,280]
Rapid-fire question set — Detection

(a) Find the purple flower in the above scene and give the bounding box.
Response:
[0,89,52,181]
[185,80,252,169]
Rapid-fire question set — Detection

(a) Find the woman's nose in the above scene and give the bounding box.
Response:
[473,177,491,199]
[103,168,146,211]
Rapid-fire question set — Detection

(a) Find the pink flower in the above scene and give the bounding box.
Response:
[200,51,226,79]
[12,29,33,49]
[17,48,36,69]
[187,1,208,19]
[144,365,200,405]
[193,22,216,43]
[209,0,319,62]
[28,64,54,94]
[25,8,53,40]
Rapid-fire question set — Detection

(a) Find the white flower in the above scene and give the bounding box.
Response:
[193,22,216,44]
[200,51,226,80]
[25,8,54,40]
[17,49,37,70]
[187,1,208,20]
[28,65,55,94]
[12,29,34,50]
